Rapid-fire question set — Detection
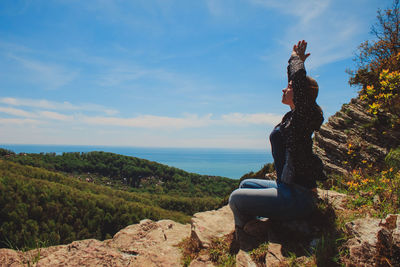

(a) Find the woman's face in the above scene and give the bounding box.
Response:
[282,81,294,108]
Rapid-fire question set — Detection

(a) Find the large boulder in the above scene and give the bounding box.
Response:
[191,205,235,248]
[107,219,191,266]
[0,219,191,267]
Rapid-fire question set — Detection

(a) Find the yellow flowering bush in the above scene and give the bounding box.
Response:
[361,68,400,117]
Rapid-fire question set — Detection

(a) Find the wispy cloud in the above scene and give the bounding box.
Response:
[0,118,42,125]
[97,67,149,87]
[250,0,330,24]
[0,106,73,122]
[80,114,213,129]
[0,97,282,129]
[0,107,34,118]
[0,97,118,115]
[221,113,281,125]
[251,0,374,69]
[80,112,281,129]
[7,54,79,89]
[38,111,74,121]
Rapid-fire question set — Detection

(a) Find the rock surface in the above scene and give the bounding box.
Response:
[107,219,191,266]
[191,205,235,248]
[344,214,400,266]
[0,190,399,266]
[313,98,400,175]
[0,219,190,267]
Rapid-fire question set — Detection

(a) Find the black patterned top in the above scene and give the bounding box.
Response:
[276,54,326,189]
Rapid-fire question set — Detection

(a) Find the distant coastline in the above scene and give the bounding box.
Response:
[0,144,273,179]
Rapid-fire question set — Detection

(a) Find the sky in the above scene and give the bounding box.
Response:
[0,0,393,149]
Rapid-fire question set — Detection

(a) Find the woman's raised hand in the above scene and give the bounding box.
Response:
[292,40,310,62]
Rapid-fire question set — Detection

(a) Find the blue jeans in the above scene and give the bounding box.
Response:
[229,179,316,227]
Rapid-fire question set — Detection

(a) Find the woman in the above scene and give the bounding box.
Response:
[229,40,326,237]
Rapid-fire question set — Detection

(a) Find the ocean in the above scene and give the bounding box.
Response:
[0,144,273,179]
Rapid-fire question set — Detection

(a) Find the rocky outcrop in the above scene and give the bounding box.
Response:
[0,189,398,266]
[344,214,400,266]
[313,98,400,175]
[190,205,235,248]
[0,219,191,267]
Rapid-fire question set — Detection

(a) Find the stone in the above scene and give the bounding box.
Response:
[317,188,348,210]
[35,239,131,267]
[344,217,381,266]
[108,219,191,266]
[188,253,214,267]
[1,199,398,266]
[265,243,285,266]
[0,249,24,266]
[344,214,400,266]
[191,205,235,248]
[313,97,400,175]
[236,250,257,267]
[0,219,191,267]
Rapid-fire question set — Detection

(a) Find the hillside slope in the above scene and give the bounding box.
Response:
[0,158,234,250]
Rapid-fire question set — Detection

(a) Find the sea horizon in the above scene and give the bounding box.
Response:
[0,144,273,179]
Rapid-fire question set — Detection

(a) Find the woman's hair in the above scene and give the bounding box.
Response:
[306,76,319,102]
[305,76,323,130]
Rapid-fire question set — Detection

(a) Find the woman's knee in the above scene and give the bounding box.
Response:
[239,178,277,189]
[229,189,244,211]
[229,189,238,207]
[239,178,263,188]
[239,179,251,188]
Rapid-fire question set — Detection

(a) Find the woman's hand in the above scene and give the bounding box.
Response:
[292,40,310,62]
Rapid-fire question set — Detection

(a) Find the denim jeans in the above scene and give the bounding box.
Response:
[229,179,316,228]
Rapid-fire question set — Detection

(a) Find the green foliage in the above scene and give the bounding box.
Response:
[330,165,400,218]
[349,0,400,126]
[0,150,237,198]
[178,237,201,267]
[208,235,236,266]
[0,148,15,157]
[0,159,232,250]
[349,0,400,89]
[385,146,400,171]
[249,242,269,264]
[239,163,275,183]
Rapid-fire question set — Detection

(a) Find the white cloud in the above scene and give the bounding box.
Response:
[80,114,214,129]
[0,106,34,117]
[38,111,73,121]
[0,118,42,125]
[80,112,282,129]
[221,113,281,125]
[0,97,118,115]
[1,95,283,129]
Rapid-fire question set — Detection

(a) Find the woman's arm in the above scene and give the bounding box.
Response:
[287,40,312,109]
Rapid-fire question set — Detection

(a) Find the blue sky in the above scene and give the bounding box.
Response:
[0,0,392,149]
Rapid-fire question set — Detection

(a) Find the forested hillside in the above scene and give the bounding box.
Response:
[0,149,237,197]
[0,148,238,249]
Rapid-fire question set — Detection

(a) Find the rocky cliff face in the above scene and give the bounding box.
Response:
[313,97,400,175]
